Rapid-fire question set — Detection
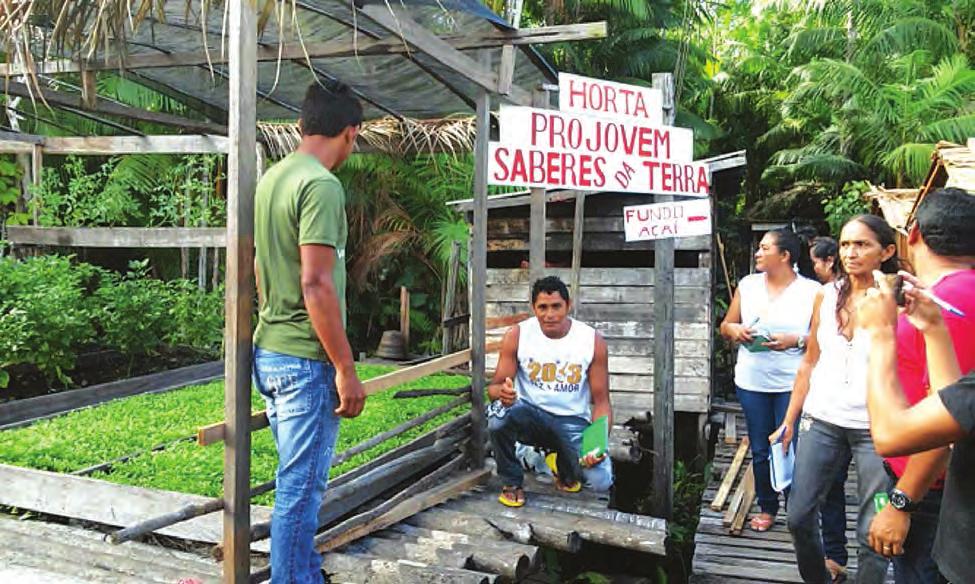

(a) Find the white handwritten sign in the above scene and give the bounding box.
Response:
[558,72,663,125]
[623,199,712,241]
[498,105,693,162]
[488,142,710,196]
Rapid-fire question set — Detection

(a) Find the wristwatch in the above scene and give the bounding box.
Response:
[796,335,806,351]
[889,488,920,512]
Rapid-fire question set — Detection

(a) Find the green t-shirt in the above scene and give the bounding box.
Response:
[253,152,347,362]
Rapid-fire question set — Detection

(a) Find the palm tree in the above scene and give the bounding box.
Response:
[758,0,975,186]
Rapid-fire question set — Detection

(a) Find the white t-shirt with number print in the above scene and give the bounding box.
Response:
[515,317,596,420]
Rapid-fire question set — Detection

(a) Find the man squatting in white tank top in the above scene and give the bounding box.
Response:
[486,276,614,508]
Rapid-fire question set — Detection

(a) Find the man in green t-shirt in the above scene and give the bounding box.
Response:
[252,81,365,584]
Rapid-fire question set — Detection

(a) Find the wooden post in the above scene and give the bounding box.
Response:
[528,89,548,283]
[651,72,676,520]
[442,240,461,355]
[400,286,411,353]
[198,163,209,291]
[470,91,491,468]
[223,1,257,582]
[80,71,98,109]
[569,192,586,315]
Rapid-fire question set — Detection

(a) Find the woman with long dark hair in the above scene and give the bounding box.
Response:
[720,228,821,532]
[808,235,852,582]
[774,215,898,583]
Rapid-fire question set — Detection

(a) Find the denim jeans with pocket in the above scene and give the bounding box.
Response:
[253,347,341,584]
[788,415,890,584]
[736,387,793,516]
[890,481,942,584]
[487,399,613,492]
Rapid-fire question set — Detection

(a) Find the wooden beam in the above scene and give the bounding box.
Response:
[528,89,549,283]
[223,1,257,581]
[651,72,676,521]
[42,135,228,154]
[400,286,411,352]
[710,437,749,511]
[569,191,586,313]
[1,82,227,135]
[469,91,491,468]
[359,4,533,106]
[0,23,607,76]
[441,240,462,354]
[0,361,222,430]
[317,468,490,552]
[0,464,272,548]
[196,343,502,446]
[6,226,226,248]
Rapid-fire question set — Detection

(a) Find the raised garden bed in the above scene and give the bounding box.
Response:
[0,363,470,506]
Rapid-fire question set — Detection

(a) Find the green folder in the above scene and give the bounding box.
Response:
[743,334,772,353]
[580,415,609,460]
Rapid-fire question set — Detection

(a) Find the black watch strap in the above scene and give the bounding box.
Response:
[889,488,920,512]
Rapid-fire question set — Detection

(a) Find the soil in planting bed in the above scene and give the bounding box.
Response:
[2,346,216,403]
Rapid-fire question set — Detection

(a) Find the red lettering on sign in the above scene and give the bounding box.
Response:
[697,166,709,192]
[530,113,547,148]
[492,147,510,180]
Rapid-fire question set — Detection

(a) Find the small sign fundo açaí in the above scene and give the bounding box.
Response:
[622,199,711,242]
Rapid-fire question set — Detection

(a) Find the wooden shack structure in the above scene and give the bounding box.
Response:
[448,152,746,447]
[868,139,975,256]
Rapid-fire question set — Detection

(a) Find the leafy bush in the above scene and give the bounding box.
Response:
[30,157,143,227]
[822,180,872,236]
[165,279,224,353]
[91,260,172,356]
[0,255,98,387]
[0,255,225,388]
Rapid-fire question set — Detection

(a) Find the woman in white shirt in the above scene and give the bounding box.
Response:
[720,229,821,532]
[773,215,898,583]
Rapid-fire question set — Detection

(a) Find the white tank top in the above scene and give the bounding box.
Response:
[803,282,872,429]
[734,273,821,392]
[515,317,595,420]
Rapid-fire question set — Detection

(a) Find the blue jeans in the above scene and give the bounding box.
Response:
[822,464,851,566]
[788,415,890,584]
[487,400,613,492]
[891,481,942,584]
[736,387,792,516]
[253,347,341,584]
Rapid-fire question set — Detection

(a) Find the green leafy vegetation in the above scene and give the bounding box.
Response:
[0,255,225,388]
[0,364,470,506]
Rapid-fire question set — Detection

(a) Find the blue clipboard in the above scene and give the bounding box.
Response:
[769,427,795,493]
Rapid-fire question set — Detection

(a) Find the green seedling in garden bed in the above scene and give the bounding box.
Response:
[0,364,470,504]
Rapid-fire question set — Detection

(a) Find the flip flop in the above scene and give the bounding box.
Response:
[544,452,582,493]
[498,485,526,507]
[748,513,775,532]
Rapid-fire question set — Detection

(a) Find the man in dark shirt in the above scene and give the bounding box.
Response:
[858,272,974,584]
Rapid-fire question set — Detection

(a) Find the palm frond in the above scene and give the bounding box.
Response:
[882,143,935,185]
[858,17,958,64]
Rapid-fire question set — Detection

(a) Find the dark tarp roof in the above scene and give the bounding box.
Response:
[25,0,554,122]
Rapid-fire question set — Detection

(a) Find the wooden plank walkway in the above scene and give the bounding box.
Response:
[692,409,894,583]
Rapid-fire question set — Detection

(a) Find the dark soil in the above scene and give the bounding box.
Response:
[1,347,216,403]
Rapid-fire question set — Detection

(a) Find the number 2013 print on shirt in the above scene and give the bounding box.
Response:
[527,360,583,388]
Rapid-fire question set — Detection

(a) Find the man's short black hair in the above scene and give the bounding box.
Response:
[300,81,363,138]
[916,188,975,257]
[531,276,570,305]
